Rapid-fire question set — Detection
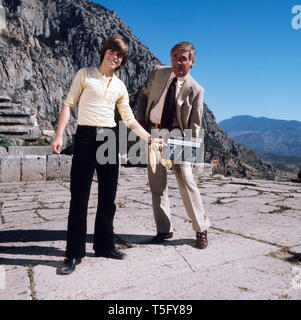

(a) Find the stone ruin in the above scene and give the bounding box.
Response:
[0,95,41,141]
[0,95,70,183]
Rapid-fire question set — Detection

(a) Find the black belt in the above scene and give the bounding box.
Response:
[77,125,117,133]
[149,121,180,130]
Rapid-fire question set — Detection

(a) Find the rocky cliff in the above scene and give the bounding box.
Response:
[0,0,275,179]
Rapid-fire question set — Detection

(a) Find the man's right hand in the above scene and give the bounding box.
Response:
[51,136,63,154]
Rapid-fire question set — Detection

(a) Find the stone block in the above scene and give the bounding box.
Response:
[0,146,7,156]
[8,146,52,156]
[21,155,46,181]
[46,154,72,180]
[202,163,213,176]
[0,156,20,182]
[193,163,212,177]
[42,130,55,137]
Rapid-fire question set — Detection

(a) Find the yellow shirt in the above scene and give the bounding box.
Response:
[64,67,136,127]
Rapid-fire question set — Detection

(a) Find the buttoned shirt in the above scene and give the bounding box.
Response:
[64,67,136,127]
[149,71,188,125]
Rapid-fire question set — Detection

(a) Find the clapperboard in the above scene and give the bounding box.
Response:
[162,134,203,163]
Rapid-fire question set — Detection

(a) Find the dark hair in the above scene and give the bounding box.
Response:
[170,41,196,65]
[99,35,129,70]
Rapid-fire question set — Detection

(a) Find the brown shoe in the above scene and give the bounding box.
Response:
[149,232,173,244]
[196,230,208,249]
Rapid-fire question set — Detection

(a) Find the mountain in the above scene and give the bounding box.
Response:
[202,108,274,179]
[219,115,301,157]
[0,0,275,179]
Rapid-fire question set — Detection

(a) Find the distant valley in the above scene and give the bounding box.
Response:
[219,115,301,157]
[219,115,301,176]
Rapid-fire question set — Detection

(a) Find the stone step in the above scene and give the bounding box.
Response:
[0,125,31,134]
[0,102,20,109]
[0,127,42,140]
[0,95,11,103]
[0,116,34,125]
[0,109,31,117]
[8,146,53,156]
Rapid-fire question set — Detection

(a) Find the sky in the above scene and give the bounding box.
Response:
[92,0,301,123]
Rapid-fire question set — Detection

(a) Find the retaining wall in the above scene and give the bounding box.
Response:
[0,146,71,183]
[0,146,213,183]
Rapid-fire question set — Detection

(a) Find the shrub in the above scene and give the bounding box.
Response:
[0,135,13,147]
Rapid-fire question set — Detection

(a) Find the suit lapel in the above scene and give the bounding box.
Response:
[152,69,172,108]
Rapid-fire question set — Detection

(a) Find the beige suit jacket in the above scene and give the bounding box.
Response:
[136,65,204,138]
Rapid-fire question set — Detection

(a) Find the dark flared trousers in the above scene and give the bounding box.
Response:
[65,125,119,259]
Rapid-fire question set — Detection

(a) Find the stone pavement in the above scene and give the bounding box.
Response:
[0,167,301,300]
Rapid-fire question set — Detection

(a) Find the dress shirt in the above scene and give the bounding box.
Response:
[64,67,136,127]
[149,71,188,125]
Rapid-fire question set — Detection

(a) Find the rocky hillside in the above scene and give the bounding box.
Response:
[0,0,275,179]
[0,0,159,139]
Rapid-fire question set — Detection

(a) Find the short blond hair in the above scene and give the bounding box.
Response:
[170,42,196,64]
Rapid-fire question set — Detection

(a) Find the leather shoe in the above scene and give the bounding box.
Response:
[95,249,126,260]
[149,232,173,244]
[57,258,82,275]
[196,230,208,249]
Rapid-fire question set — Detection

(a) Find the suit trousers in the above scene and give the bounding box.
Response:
[65,125,119,258]
[147,161,211,234]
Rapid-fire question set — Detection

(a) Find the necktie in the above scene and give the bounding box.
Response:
[160,77,177,128]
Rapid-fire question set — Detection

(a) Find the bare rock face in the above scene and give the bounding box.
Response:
[0,0,160,140]
[0,0,275,179]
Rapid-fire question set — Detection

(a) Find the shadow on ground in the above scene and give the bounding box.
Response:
[0,230,196,269]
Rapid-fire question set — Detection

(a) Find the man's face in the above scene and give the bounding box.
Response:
[171,49,192,77]
[103,49,123,71]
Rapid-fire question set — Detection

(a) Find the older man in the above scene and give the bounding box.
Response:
[136,41,211,249]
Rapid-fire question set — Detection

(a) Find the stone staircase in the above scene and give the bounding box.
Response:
[0,95,41,140]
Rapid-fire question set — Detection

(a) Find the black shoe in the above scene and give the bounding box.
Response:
[57,258,82,275]
[95,249,126,260]
[149,232,173,244]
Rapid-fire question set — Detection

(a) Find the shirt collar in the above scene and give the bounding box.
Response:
[170,71,189,83]
[96,67,116,82]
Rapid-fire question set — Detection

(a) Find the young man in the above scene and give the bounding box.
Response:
[136,41,211,249]
[51,35,154,275]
